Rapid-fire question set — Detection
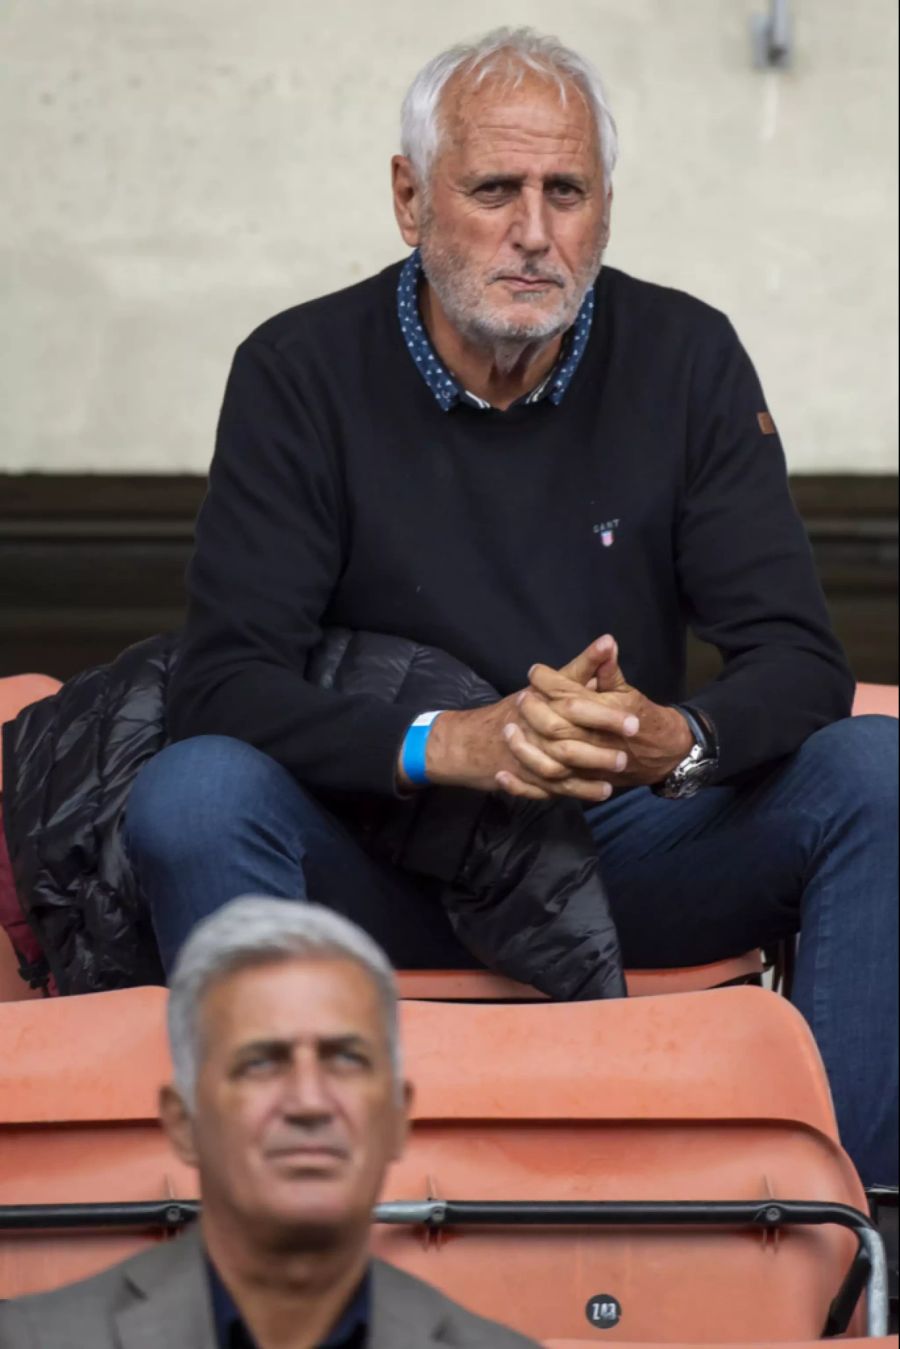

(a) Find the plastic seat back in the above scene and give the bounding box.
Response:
[0,987,194,1297]
[0,986,874,1340]
[377,989,869,1342]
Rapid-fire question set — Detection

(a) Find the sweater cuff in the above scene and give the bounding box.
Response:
[675,703,719,759]
[681,685,759,783]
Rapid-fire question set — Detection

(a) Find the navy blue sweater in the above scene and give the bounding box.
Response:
[169,263,852,795]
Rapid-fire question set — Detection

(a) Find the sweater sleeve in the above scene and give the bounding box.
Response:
[168,338,415,795]
[677,318,854,783]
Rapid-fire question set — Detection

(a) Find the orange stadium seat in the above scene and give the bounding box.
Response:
[0,985,884,1340]
[0,987,190,1297]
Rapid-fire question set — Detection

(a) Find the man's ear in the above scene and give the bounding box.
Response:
[159,1083,200,1169]
[391,1080,415,1161]
[392,156,425,248]
[600,184,614,251]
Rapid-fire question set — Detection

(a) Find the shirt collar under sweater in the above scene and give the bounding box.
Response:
[207,1257,370,1349]
[396,249,594,412]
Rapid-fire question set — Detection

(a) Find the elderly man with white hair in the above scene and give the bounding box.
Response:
[0,898,541,1348]
[126,28,897,1191]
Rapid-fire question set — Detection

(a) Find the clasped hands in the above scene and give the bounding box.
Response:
[423,636,693,801]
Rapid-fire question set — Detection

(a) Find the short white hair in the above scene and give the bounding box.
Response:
[167,897,401,1107]
[400,26,618,191]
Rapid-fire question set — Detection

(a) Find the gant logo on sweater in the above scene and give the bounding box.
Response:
[758,411,777,435]
[593,518,620,548]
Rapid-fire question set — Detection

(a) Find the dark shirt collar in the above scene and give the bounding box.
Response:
[397,248,595,412]
[207,1256,370,1349]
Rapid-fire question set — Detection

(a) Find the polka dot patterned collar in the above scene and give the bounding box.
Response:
[396,250,595,412]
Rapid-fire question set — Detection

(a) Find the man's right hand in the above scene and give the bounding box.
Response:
[418,640,640,801]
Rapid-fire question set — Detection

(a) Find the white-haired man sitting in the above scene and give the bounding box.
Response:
[0,898,539,1349]
[126,26,897,1193]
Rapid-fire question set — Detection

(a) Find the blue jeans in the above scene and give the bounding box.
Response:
[125,715,898,1188]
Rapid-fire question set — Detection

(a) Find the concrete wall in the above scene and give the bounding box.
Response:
[2,0,897,474]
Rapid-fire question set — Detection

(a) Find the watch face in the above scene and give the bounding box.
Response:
[666,748,717,797]
[653,737,718,799]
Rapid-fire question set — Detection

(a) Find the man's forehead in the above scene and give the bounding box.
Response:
[200,956,386,1049]
[445,67,593,128]
[439,77,598,174]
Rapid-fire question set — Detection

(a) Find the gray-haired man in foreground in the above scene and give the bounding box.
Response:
[0,898,538,1349]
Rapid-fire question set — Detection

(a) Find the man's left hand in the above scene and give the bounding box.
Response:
[499,636,694,798]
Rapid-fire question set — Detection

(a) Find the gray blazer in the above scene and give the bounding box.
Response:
[0,1226,540,1349]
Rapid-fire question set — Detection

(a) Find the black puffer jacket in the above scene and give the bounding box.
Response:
[2,631,624,1000]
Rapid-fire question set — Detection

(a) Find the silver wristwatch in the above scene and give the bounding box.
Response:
[652,706,719,800]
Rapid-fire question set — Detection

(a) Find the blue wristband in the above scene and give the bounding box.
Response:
[401,711,443,787]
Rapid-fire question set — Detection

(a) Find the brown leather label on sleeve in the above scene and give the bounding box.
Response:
[757,411,777,435]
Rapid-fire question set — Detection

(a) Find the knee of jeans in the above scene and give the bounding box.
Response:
[125,735,289,865]
[803,715,898,813]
